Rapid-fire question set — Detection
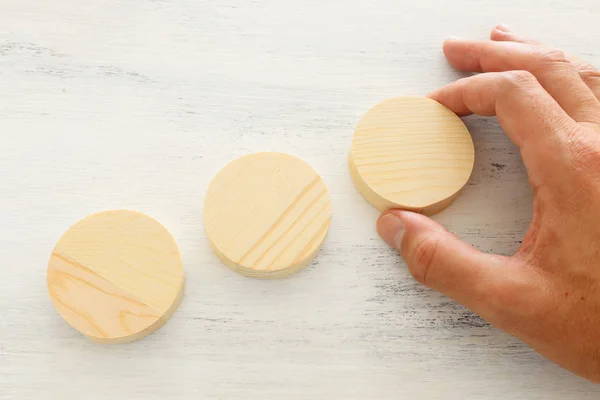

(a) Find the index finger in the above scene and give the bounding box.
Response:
[428,70,576,150]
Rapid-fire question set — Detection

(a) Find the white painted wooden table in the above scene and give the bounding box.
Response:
[1,1,599,398]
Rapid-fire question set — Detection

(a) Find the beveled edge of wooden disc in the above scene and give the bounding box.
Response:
[207,236,325,279]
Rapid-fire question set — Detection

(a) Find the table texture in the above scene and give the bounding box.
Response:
[1,0,599,398]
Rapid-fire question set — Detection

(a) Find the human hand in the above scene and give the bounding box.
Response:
[377,24,600,382]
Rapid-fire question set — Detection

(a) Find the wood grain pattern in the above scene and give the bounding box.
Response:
[47,210,185,343]
[204,152,331,278]
[349,96,475,215]
[2,0,600,398]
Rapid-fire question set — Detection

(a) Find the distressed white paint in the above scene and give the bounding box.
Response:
[1,0,599,398]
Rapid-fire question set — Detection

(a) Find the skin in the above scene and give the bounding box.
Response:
[376,24,600,383]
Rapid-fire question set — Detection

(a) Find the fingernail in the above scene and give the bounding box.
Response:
[496,23,511,32]
[377,212,406,251]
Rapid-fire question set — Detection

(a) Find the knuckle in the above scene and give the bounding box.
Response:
[570,134,600,166]
[409,236,440,285]
[503,70,537,84]
[563,123,588,142]
[579,69,600,83]
[573,59,598,72]
[499,70,538,92]
[533,47,570,66]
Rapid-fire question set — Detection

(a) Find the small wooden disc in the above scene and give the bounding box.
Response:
[204,152,332,279]
[47,210,185,344]
[349,96,475,215]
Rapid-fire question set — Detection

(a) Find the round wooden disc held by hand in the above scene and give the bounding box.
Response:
[349,96,475,215]
[47,210,185,344]
[204,152,332,279]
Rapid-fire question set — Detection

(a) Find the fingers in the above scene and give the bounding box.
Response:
[428,70,575,152]
[490,24,540,46]
[376,210,527,324]
[442,37,600,123]
[490,24,597,73]
[490,24,600,101]
[579,70,600,101]
[570,61,600,101]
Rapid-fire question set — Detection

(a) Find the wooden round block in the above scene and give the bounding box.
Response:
[47,210,185,344]
[204,152,332,279]
[349,96,475,215]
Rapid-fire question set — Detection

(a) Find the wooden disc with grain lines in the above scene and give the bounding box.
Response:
[47,210,185,344]
[349,96,475,215]
[204,152,332,279]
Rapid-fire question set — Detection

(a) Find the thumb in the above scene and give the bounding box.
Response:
[376,209,513,319]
